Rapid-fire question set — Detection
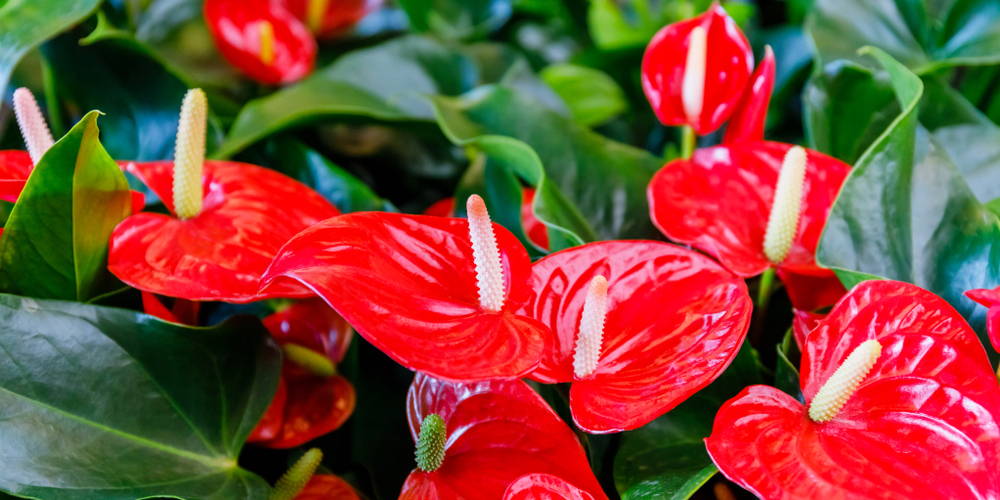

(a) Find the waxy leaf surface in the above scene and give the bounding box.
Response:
[261,212,550,381]
[400,374,606,500]
[108,160,339,302]
[0,293,280,500]
[707,280,1000,500]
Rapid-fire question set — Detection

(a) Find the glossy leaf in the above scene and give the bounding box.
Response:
[503,474,595,500]
[641,4,754,135]
[539,64,628,127]
[816,47,1000,361]
[108,160,340,302]
[648,141,851,279]
[204,0,316,85]
[431,85,663,249]
[0,0,101,97]
[587,0,754,51]
[214,35,478,158]
[613,341,761,500]
[707,280,1000,499]
[0,293,280,500]
[260,211,550,382]
[522,240,752,433]
[0,111,132,302]
[400,373,607,500]
[397,0,511,40]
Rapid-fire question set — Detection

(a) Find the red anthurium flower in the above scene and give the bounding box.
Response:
[641,3,753,135]
[294,474,360,500]
[260,195,551,382]
[520,240,752,433]
[108,89,340,303]
[400,373,607,500]
[278,0,383,39]
[249,298,356,448]
[423,188,549,250]
[722,45,775,145]
[503,474,595,500]
[0,151,33,203]
[205,0,316,85]
[790,308,825,352]
[967,287,1000,353]
[707,280,1000,499]
[141,292,201,326]
[647,141,851,311]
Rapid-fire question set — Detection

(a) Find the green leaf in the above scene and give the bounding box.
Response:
[775,329,803,401]
[214,35,480,159]
[806,0,1000,72]
[0,0,101,97]
[430,86,663,250]
[816,47,1000,363]
[398,0,512,40]
[540,64,628,127]
[613,341,761,500]
[0,111,131,302]
[0,293,280,500]
[263,137,396,213]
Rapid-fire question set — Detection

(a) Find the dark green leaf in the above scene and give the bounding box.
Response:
[540,64,628,127]
[613,341,761,500]
[586,0,753,51]
[0,294,279,500]
[0,0,101,97]
[398,0,512,40]
[214,35,480,159]
[430,86,663,249]
[775,329,803,402]
[0,111,131,302]
[816,47,1000,364]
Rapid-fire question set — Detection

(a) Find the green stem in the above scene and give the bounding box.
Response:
[39,55,64,138]
[680,125,696,159]
[757,267,776,309]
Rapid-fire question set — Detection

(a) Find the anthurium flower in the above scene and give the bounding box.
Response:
[293,474,360,500]
[520,240,752,433]
[204,0,316,84]
[503,474,595,500]
[424,188,549,250]
[400,373,607,500]
[249,298,356,448]
[278,0,383,39]
[108,89,340,303]
[260,195,551,382]
[641,3,753,135]
[967,287,1000,353]
[141,292,200,326]
[707,280,1000,499]
[647,141,850,311]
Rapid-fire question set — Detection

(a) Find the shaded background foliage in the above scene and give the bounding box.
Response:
[1,0,999,499]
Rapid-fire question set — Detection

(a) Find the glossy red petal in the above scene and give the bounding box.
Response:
[295,475,360,500]
[791,308,825,353]
[707,280,1000,500]
[204,0,316,85]
[967,287,1000,353]
[503,474,596,500]
[264,298,353,364]
[777,267,847,312]
[520,241,752,433]
[641,4,753,135]
[401,374,606,500]
[423,198,456,217]
[260,212,550,382]
[647,141,851,277]
[254,370,355,449]
[108,160,339,303]
[130,190,146,214]
[0,150,33,203]
[277,0,383,38]
[248,376,288,443]
[140,292,200,326]
[723,45,775,145]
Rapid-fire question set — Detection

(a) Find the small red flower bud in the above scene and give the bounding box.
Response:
[641,4,753,135]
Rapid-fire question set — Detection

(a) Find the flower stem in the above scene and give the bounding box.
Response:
[680,125,696,160]
[757,267,776,309]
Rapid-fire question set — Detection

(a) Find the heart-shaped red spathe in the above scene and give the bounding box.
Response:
[520,240,752,433]
[706,280,1000,500]
[503,474,595,500]
[722,45,775,145]
[277,0,383,39]
[259,211,551,382]
[641,4,753,135]
[400,373,607,500]
[0,150,33,203]
[647,141,850,308]
[294,474,360,500]
[250,299,356,449]
[108,160,340,303]
[967,287,1000,353]
[204,0,316,85]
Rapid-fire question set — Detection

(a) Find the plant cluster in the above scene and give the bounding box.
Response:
[1,0,1000,499]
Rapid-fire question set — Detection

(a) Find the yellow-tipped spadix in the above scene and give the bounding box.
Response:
[467,195,505,312]
[808,339,882,423]
[573,275,608,378]
[763,146,807,264]
[173,89,207,220]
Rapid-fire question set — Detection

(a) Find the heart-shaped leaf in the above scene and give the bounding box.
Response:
[0,293,280,500]
[0,111,132,302]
